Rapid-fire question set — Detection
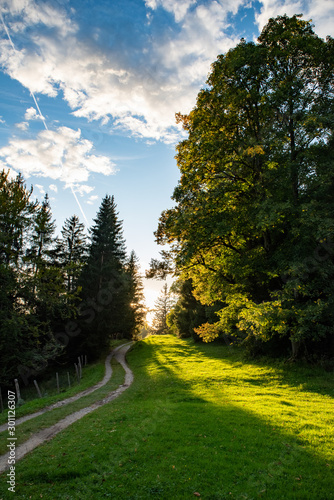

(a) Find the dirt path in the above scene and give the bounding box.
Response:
[0,342,131,434]
[0,343,134,474]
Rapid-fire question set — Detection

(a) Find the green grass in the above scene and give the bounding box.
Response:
[1,335,333,499]
[0,340,126,424]
[0,359,106,425]
[0,359,125,455]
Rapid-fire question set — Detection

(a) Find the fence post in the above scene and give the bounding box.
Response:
[78,357,82,379]
[33,380,42,398]
[14,379,21,403]
[56,372,60,394]
[74,363,80,383]
[67,372,71,389]
[0,387,3,413]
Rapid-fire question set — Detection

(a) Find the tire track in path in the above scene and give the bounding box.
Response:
[0,342,131,434]
[0,342,134,474]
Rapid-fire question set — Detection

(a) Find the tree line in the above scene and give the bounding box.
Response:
[0,170,145,386]
[150,15,334,360]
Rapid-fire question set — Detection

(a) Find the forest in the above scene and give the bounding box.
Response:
[152,15,334,361]
[0,173,145,386]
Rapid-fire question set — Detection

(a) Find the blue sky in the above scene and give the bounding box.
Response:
[0,0,333,311]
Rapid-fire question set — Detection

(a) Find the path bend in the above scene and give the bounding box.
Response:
[0,342,134,474]
[0,342,131,434]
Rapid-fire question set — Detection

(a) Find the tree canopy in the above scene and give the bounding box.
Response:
[155,15,334,357]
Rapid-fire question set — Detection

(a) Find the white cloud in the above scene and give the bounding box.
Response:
[0,0,77,37]
[49,183,57,193]
[156,1,243,77]
[15,121,29,131]
[0,0,246,143]
[86,195,99,205]
[0,126,116,186]
[24,106,45,121]
[35,183,45,195]
[1,0,331,145]
[72,184,95,196]
[0,116,5,124]
[145,0,196,22]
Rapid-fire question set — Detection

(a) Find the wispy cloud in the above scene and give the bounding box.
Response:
[86,194,99,205]
[0,0,332,148]
[35,183,45,195]
[15,121,28,131]
[0,0,77,37]
[0,126,116,185]
[145,0,197,23]
[72,184,95,196]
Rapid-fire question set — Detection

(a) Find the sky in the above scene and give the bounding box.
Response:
[0,0,333,315]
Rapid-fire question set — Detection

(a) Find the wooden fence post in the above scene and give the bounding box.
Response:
[67,372,71,389]
[78,357,82,379]
[33,380,42,398]
[14,379,21,403]
[74,363,80,383]
[56,372,60,394]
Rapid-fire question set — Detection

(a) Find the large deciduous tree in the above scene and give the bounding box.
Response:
[156,15,334,356]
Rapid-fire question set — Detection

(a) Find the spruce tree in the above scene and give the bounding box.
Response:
[0,170,37,267]
[79,195,129,354]
[124,250,146,339]
[151,283,174,335]
[60,215,87,292]
[26,194,57,277]
[0,176,63,384]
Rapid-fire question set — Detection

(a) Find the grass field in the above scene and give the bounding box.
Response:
[0,335,333,499]
[0,340,125,425]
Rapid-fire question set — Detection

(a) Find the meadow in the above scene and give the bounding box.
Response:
[0,335,333,499]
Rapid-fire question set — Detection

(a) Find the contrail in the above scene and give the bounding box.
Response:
[30,91,49,131]
[0,11,14,50]
[0,11,48,129]
[0,9,90,226]
[68,185,89,225]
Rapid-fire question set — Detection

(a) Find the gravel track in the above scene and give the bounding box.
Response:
[0,342,134,474]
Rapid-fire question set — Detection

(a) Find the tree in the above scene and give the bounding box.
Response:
[60,215,87,292]
[0,170,37,267]
[167,279,213,340]
[26,194,57,277]
[79,195,129,354]
[0,173,63,385]
[151,283,174,335]
[124,250,146,339]
[156,15,334,357]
